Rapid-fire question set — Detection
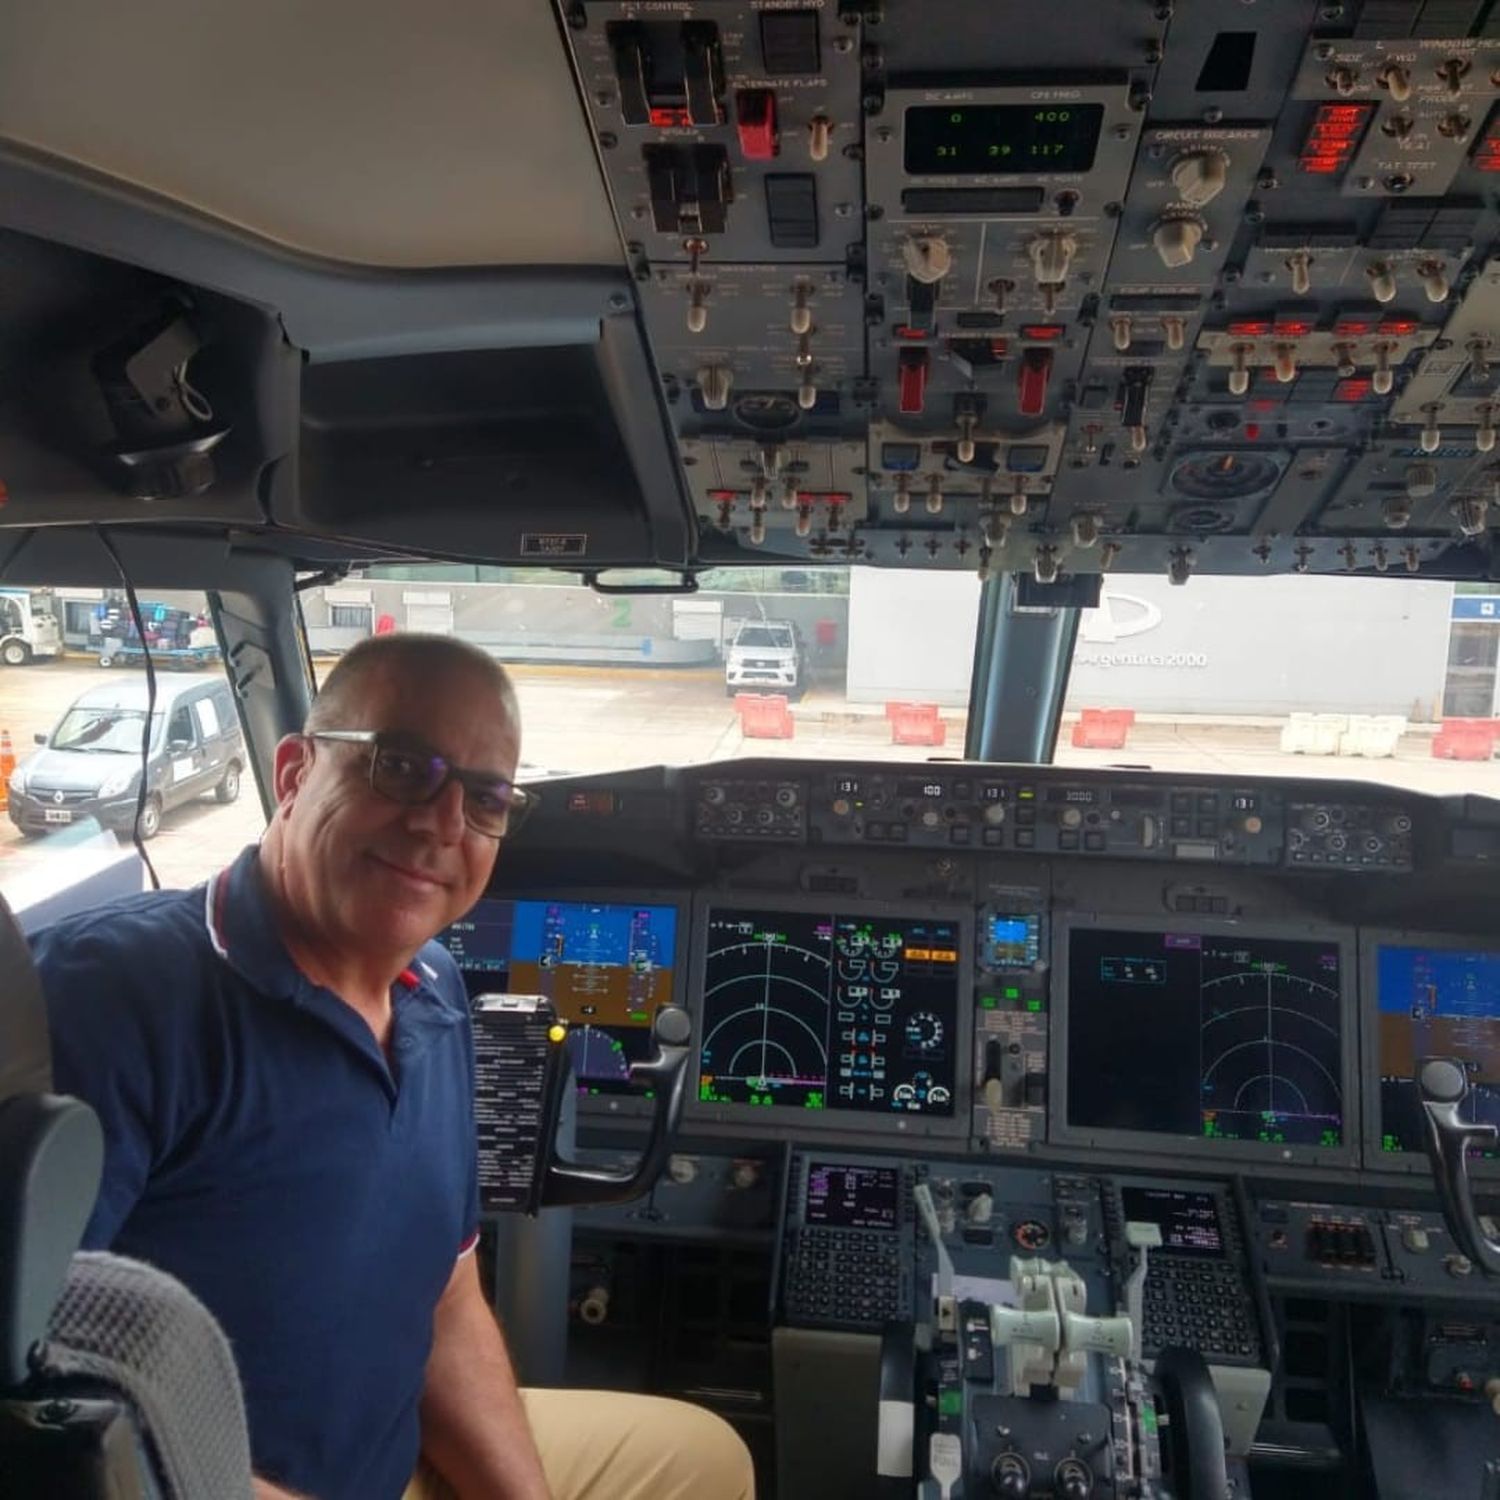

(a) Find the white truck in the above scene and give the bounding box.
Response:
[724,618,805,699]
[0,589,62,666]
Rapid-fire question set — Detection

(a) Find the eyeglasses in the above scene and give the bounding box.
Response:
[307,730,536,839]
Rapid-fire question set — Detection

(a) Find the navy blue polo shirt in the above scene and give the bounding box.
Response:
[31,845,480,1500]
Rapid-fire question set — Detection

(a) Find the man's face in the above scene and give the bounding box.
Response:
[270,660,518,961]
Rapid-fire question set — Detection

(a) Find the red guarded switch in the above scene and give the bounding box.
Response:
[1017,346,1053,418]
[736,89,778,160]
[898,347,930,414]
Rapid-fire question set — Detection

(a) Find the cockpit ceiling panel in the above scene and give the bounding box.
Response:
[0,0,622,270]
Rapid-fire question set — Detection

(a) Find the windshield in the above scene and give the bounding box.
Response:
[51,707,156,753]
[734,626,794,650]
[1057,575,1500,799]
[300,564,981,777]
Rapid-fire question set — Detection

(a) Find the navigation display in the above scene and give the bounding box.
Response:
[805,1162,900,1230]
[697,905,962,1116]
[1376,943,1500,1159]
[1066,926,1345,1149]
[1120,1187,1225,1257]
[904,103,1104,175]
[440,897,679,1095]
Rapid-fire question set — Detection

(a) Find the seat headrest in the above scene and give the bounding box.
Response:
[0,893,50,1101]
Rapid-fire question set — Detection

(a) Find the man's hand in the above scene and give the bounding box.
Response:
[253,1479,311,1500]
[418,1252,552,1500]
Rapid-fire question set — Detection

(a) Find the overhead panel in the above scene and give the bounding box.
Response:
[555,0,1500,583]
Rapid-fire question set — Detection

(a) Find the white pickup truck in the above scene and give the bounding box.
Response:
[725,619,805,700]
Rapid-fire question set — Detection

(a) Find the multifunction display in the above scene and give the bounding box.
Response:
[441,898,678,1095]
[804,1162,901,1230]
[1120,1187,1225,1257]
[904,103,1104,174]
[698,906,962,1115]
[1068,927,1345,1148]
[1377,943,1500,1158]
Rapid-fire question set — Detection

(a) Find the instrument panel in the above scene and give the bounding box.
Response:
[465,756,1500,1184]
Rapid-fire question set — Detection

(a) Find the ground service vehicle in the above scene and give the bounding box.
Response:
[9,3,1500,1498]
[8,677,243,840]
[0,589,63,667]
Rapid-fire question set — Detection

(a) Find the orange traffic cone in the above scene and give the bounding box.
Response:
[0,731,13,811]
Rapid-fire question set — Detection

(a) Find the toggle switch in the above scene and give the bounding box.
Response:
[1372,342,1395,395]
[1366,261,1397,304]
[697,364,733,410]
[735,89,778,161]
[808,113,831,161]
[1017,347,1053,418]
[1273,343,1298,384]
[1228,343,1252,396]
[898,348,930,415]
[1286,251,1313,296]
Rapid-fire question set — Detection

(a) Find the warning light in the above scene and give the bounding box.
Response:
[1332,315,1375,336]
[1297,101,1374,176]
[1333,377,1375,402]
[1272,316,1315,336]
[1243,422,1261,440]
[548,1024,568,1044]
[1378,317,1419,336]
[649,106,691,128]
[1472,104,1500,172]
[1227,319,1273,337]
[1018,324,1066,341]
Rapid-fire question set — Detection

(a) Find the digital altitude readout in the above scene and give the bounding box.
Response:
[904,103,1104,175]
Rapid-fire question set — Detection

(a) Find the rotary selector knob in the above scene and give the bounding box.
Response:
[1170,149,1229,207]
[1153,217,1204,269]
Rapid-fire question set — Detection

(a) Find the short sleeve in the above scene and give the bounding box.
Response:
[31,918,172,1248]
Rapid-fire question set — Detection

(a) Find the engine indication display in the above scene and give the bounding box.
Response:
[698,906,961,1116]
[1376,943,1500,1159]
[1067,926,1345,1150]
[904,103,1104,175]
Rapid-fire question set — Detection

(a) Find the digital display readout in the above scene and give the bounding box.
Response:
[804,1162,900,1230]
[904,103,1104,175]
[1120,1186,1225,1257]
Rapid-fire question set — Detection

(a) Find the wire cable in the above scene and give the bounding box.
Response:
[93,529,161,889]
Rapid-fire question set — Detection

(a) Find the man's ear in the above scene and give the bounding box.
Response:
[272,734,313,809]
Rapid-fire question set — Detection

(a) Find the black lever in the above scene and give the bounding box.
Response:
[540,1006,693,1208]
[1417,1058,1500,1275]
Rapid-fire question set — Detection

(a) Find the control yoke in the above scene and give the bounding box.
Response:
[1417,1058,1500,1275]
[541,1005,694,1208]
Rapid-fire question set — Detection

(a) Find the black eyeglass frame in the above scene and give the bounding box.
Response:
[307,729,536,839]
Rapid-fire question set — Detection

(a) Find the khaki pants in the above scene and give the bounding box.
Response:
[401,1389,755,1500]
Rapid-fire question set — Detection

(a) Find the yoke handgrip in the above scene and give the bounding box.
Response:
[540,1006,693,1208]
[1417,1058,1500,1275]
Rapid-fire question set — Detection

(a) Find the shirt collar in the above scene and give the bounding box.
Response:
[203,845,449,1011]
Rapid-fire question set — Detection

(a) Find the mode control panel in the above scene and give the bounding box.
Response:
[683,764,1426,876]
[1102,1178,1263,1368]
[809,770,1288,866]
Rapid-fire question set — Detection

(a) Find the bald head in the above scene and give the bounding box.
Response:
[306,633,520,738]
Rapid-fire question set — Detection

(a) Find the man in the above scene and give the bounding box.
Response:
[33,634,754,1500]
